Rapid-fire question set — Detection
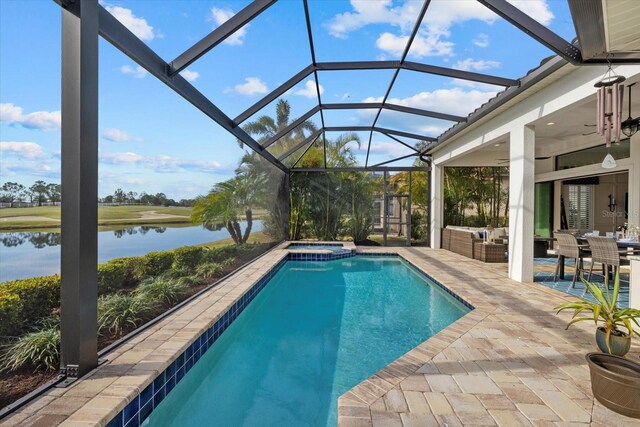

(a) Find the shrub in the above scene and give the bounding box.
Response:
[98,294,156,336]
[172,246,203,270]
[136,251,174,278]
[1,318,60,372]
[196,262,224,279]
[97,259,138,294]
[136,277,186,307]
[221,257,236,269]
[0,276,60,337]
[0,294,24,338]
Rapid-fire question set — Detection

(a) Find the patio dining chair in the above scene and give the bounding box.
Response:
[553,233,588,287]
[586,236,631,288]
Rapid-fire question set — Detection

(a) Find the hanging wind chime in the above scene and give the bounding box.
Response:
[595,64,625,169]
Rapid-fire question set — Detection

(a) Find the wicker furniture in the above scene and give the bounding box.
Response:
[586,236,632,286]
[554,233,588,287]
[441,228,482,259]
[473,242,507,263]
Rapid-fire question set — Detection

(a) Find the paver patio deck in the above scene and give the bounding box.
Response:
[2,246,639,427]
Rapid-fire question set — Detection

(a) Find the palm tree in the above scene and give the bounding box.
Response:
[191,176,255,245]
[240,99,317,157]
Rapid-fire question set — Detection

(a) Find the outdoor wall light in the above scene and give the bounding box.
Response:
[608,194,617,212]
[546,122,555,126]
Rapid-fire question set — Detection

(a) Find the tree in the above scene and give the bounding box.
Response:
[30,180,48,206]
[113,188,127,204]
[127,191,138,204]
[1,182,26,207]
[191,177,255,245]
[46,183,61,205]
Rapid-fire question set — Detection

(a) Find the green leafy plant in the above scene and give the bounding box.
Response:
[136,277,186,307]
[196,262,224,279]
[136,251,174,278]
[555,272,640,353]
[1,318,60,372]
[0,276,59,337]
[97,294,156,336]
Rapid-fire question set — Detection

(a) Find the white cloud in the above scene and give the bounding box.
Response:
[99,151,229,174]
[0,103,61,131]
[120,65,148,78]
[365,87,497,118]
[292,80,325,98]
[232,77,268,96]
[326,0,553,59]
[211,7,248,46]
[358,140,415,157]
[180,69,200,82]
[377,31,453,58]
[105,6,155,41]
[103,128,142,143]
[453,58,501,72]
[0,141,47,159]
[473,33,489,47]
[510,0,554,26]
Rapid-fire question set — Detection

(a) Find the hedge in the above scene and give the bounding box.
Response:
[0,275,60,338]
[172,246,203,270]
[136,251,174,278]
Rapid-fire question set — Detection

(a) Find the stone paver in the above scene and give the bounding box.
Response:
[4,246,640,426]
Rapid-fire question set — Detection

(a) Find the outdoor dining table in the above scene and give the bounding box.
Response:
[555,237,640,280]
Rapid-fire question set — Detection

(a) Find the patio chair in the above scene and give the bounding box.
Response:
[586,236,631,288]
[553,233,588,287]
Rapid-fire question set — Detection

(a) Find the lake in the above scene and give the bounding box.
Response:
[0,221,263,282]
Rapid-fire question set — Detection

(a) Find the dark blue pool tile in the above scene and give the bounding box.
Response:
[154,385,165,407]
[124,414,139,427]
[186,356,193,372]
[106,412,123,427]
[165,375,176,393]
[139,401,153,422]
[177,352,185,367]
[176,366,185,382]
[123,397,139,425]
[164,362,175,379]
[153,371,164,392]
[185,345,193,361]
[140,383,153,408]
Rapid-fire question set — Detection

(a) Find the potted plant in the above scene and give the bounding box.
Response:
[554,272,640,356]
[555,272,640,418]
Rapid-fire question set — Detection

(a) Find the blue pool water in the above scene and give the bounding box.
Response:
[145,256,469,427]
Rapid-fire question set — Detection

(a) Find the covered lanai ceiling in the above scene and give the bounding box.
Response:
[58,0,640,172]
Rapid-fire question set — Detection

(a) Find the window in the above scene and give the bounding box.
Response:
[567,185,592,229]
[556,140,630,170]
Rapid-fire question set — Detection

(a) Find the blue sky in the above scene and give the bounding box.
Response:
[0,0,576,199]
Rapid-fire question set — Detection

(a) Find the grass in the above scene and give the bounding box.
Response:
[0,205,193,230]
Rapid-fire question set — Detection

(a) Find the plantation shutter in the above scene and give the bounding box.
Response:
[567,185,592,229]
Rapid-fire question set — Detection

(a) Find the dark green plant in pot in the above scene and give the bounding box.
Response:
[555,272,640,356]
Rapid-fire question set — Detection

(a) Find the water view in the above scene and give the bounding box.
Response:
[0,220,262,282]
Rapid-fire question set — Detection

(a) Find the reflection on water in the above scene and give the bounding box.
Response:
[0,221,262,282]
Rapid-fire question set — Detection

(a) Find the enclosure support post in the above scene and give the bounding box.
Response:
[284,171,290,240]
[508,125,535,282]
[407,172,412,247]
[430,163,443,249]
[383,171,388,246]
[60,0,99,379]
[426,166,431,247]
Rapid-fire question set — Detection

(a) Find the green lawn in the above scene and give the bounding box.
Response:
[0,205,193,230]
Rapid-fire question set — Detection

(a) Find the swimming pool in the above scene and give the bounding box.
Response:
[140,256,470,427]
